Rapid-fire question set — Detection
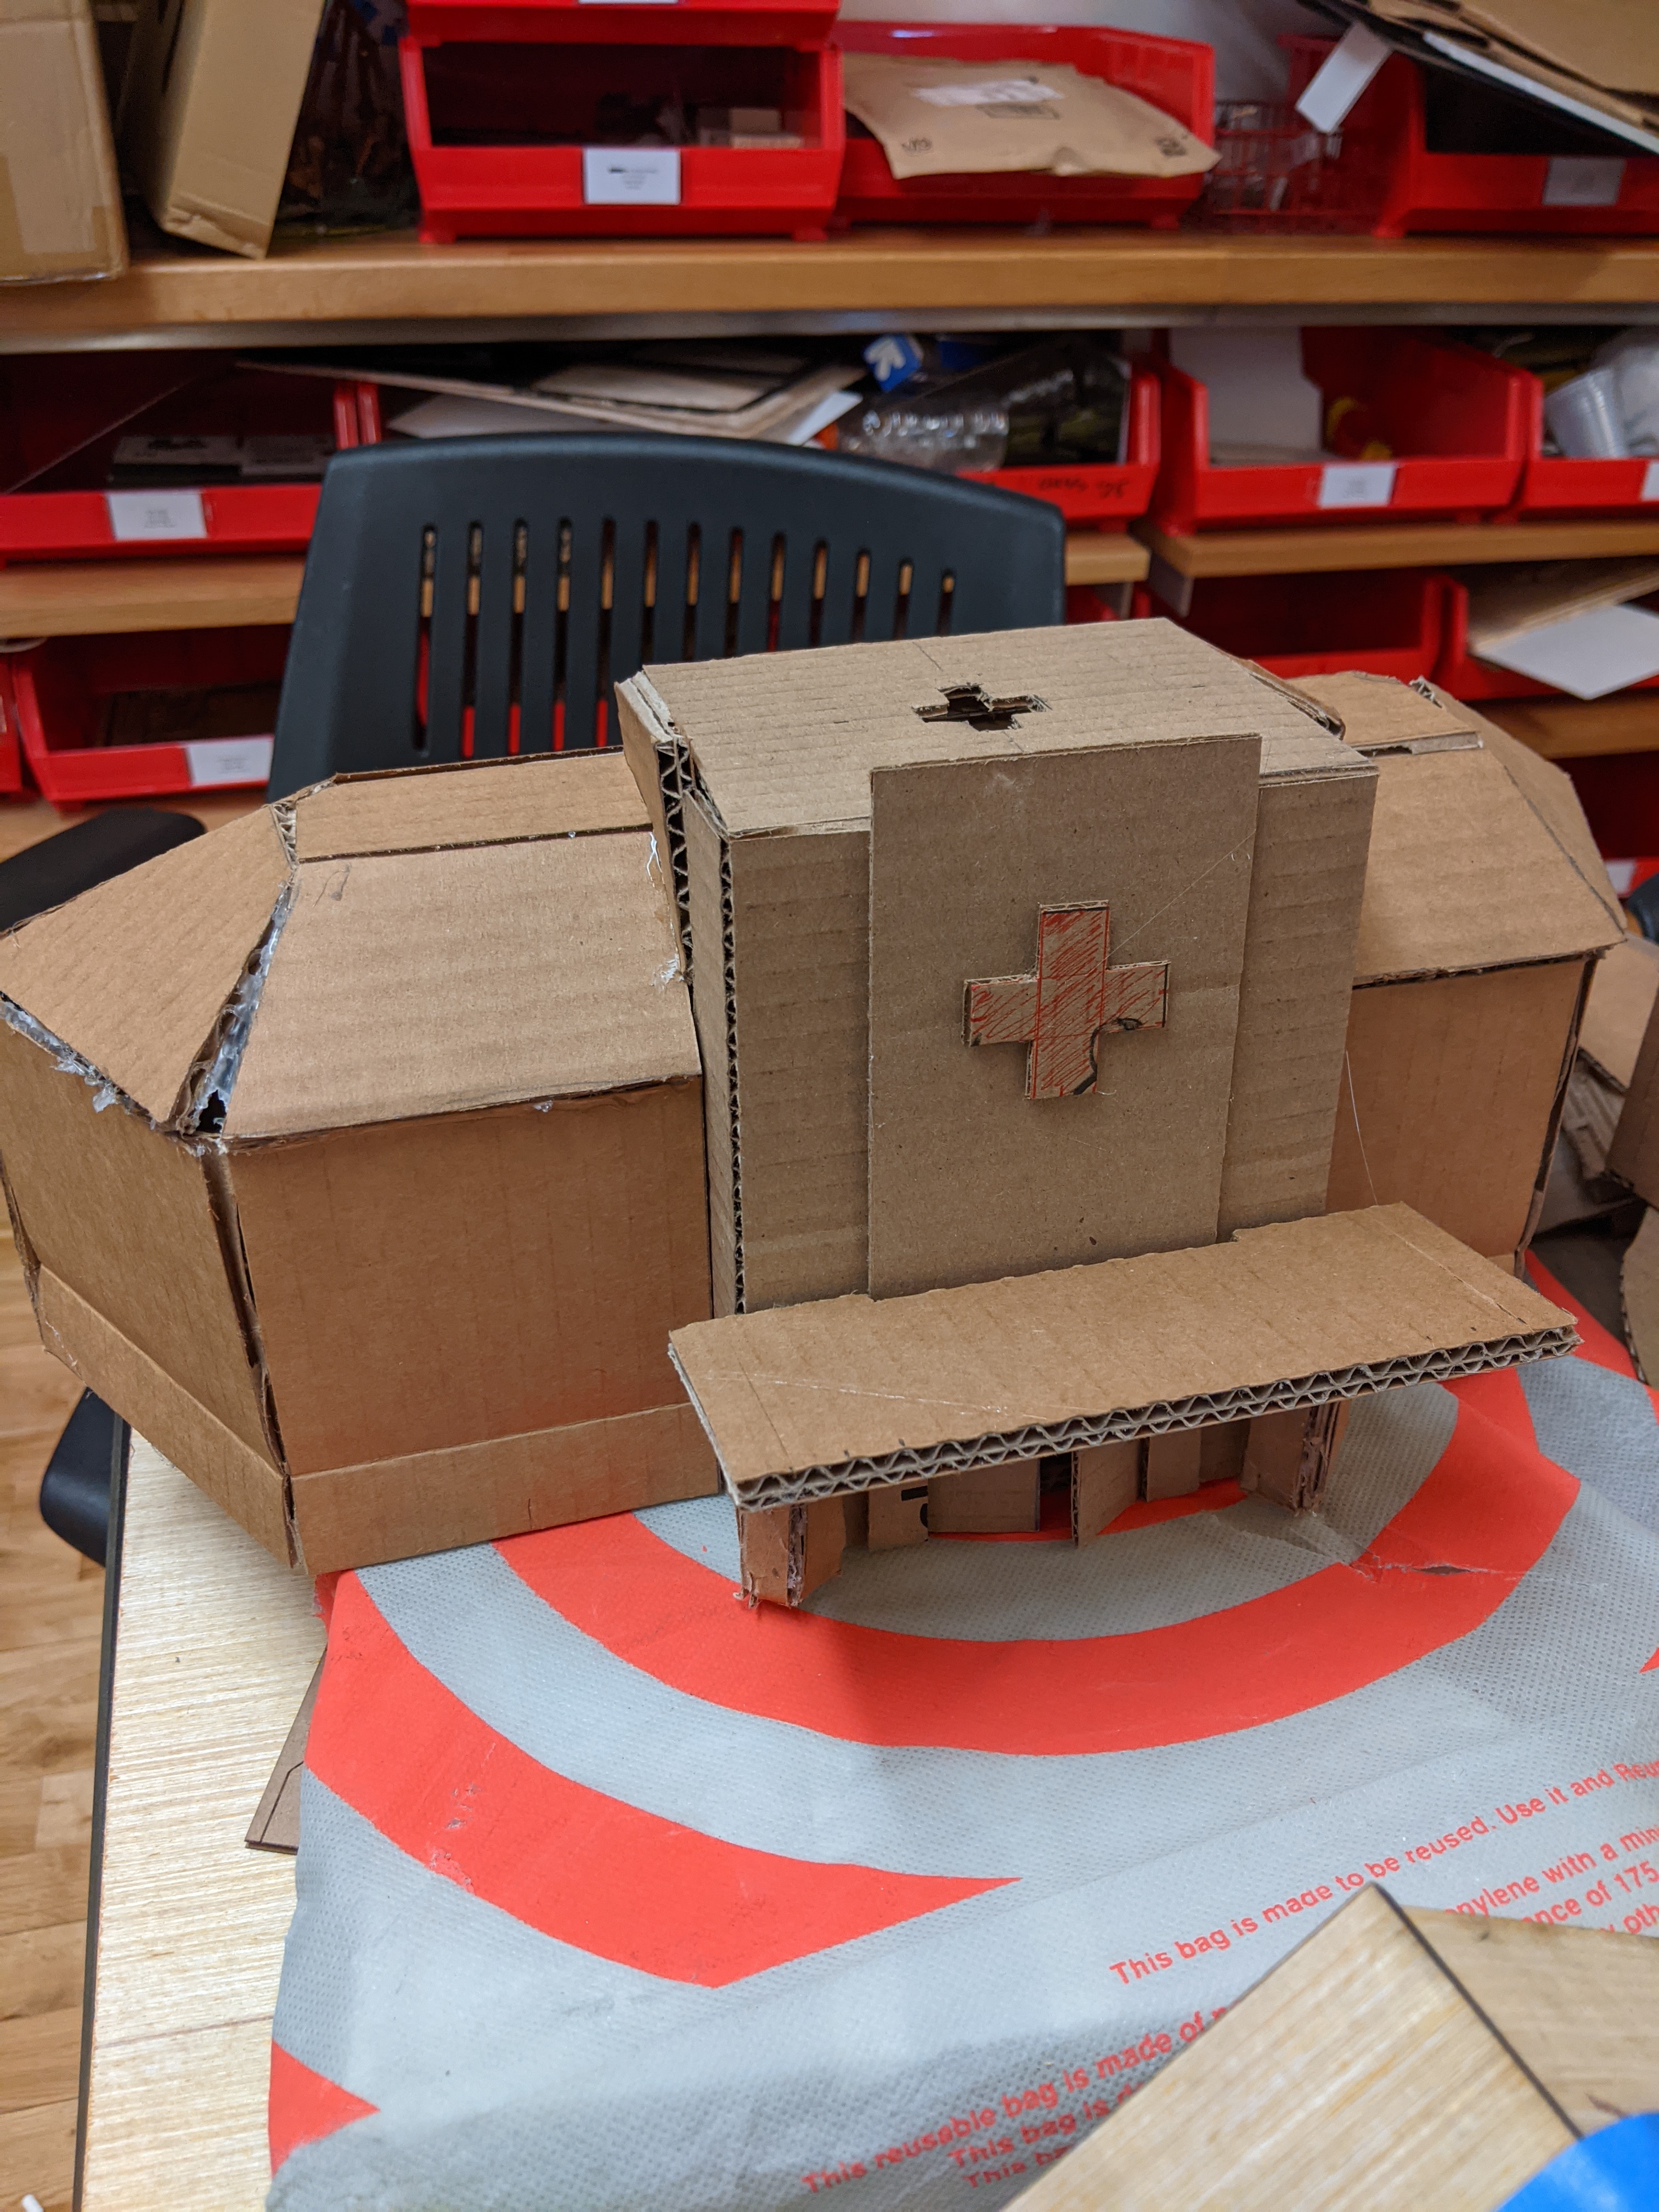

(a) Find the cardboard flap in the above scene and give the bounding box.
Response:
[1290,671,1481,755]
[292,753,647,862]
[1354,745,1622,983]
[645,622,1355,838]
[0,806,290,1123]
[223,828,698,1139]
[1579,934,1659,1090]
[669,1204,1573,1504]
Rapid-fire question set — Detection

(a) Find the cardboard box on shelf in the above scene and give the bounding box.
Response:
[1538,932,1659,1231]
[1293,671,1626,1267]
[619,620,1378,1318]
[0,0,126,283]
[117,0,325,259]
[0,752,716,1574]
[671,1203,1573,1604]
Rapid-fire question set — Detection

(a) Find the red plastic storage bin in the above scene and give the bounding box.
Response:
[4,629,287,806]
[832,24,1212,229]
[1509,371,1659,519]
[1284,37,1659,238]
[1435,577,1659,702]
[1150,330,1530,537]
[1172,569,1444,682]
[406,0,837,44]
[0,664,23,795]
[963,366,1160,528]
[1559,757,1659,859]
[401,37,843,240]
[0,356,379,565]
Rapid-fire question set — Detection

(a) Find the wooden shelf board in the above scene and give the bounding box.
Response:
[12,230,1659,346]
[0,557,304,639]
[1139,518,1659,580]
[1,542,1141,635]
[1480,692,1659,760]
[1063,534,1149,585]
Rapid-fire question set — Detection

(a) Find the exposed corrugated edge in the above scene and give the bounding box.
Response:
[621,674,695,973]
[178,798,298,1132]
[675,1326,1578,1508]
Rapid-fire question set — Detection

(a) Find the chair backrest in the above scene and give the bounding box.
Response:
[268,432,1066,798]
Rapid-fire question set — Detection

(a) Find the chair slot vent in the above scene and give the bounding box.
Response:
[808,540,828,648]
[594,517,616,748]
[640,520,659,665]
[681,523,702,662]
[936,568,957,636]
[893,558,913,640]
[460,521,483,759]
[411,523,436,754]
[766,533,786,652]
[723,529,744,658]
[507,520,527,754]
[552,518,572,749]
[850,550,871,644]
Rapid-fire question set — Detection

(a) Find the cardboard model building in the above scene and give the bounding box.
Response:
[0,753,716,1573]
[622,629,1587,1604]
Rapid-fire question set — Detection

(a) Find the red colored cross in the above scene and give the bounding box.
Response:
[964,902,1168,1101]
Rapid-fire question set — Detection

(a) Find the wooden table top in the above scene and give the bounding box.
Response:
[79,1440,320,2212]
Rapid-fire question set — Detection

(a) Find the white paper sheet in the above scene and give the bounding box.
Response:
[1477,603,1659,700]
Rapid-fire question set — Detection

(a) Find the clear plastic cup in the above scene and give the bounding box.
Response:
[1544,367,1629,460]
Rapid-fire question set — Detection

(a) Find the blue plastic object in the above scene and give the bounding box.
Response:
[1500,2114,1659,2211]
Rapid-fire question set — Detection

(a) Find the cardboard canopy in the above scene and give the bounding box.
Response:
[622,622,1379,1316]
[670,1203,1573,1508]
[0,754,716,1573]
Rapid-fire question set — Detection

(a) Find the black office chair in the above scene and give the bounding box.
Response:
[267,433,1067,795]
[2,808,205,1562]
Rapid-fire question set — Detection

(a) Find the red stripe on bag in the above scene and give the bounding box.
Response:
[306,1578,1010,1984]
[503,1374,1575,1757]
[269,2041,377,2174]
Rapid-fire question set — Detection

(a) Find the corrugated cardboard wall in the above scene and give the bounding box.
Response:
[1217,767,1378,1238]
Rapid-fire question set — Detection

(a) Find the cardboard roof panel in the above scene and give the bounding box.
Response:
[867,739,1260,1295]
[1353,746,1621,982]
[224,828,697,1138]
[638,621,1357,837]
[670,1204,1572,1503]
[1291,670,1480,751]
[0,805,291,1122]
[1578,933,1659,1089]
[293,752,648,862]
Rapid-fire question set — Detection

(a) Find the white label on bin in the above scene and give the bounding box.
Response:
[105,489,207,541]
[582,148,681,205]
[185,736,273,788]
[1643,461,1659,502]
[913,78,1062,108]
[1318,460,1397,509]
[1543,156,1625,207]
[1295,21,1390,133]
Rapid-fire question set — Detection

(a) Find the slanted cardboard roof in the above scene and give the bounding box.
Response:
[0,806,290,1124]
[224,828,696,1139]
[293,752,647,862]
[637,620,1361,838]
[0,756,691,1141]
[669,1204,1573,1505]
[1311,678,1624,979]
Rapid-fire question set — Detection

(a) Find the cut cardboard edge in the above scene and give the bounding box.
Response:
[669,1324,1575,1510]
[1621,1206,1659,1385]
[245,1654,322,1855]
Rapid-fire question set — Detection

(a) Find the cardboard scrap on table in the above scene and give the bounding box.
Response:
[840,54,1217,181]
[1006,1886,1659,2210]
[247,1657,323,1855]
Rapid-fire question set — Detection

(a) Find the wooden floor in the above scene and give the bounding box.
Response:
[0,793,256,2211]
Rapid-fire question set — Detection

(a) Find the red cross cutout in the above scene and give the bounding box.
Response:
[964,903,1168,1101]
